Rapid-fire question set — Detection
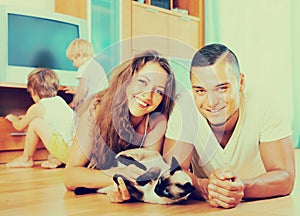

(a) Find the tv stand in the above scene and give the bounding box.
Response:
[0,82,73,164]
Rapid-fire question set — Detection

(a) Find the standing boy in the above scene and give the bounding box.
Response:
[65,39,108,110]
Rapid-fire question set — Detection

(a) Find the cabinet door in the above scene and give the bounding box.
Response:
[168,15,199,58]
[132,4,168,56]
[55,0,86,19]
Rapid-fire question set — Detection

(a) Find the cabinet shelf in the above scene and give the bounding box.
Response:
[133,0,202,18]
[132,1,199,21]
[130,0,204,58]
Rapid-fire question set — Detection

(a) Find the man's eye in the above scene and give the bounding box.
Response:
[217,86,228,92]
[195,89,206,94]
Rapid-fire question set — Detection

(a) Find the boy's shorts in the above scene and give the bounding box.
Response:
[47,132,71,164]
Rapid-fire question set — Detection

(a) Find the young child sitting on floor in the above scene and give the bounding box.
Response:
[5,68,75,168]
[64,38,108,111]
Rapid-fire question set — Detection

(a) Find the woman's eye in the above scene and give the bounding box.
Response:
[138,79,147,85]
[154,89,164,95]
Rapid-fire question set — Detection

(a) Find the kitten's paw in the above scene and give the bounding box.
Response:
[113,174,128,185]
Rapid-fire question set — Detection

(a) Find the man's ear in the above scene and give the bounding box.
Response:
[239,73,245,92]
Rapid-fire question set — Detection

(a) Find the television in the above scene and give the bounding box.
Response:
[0,5,88,86]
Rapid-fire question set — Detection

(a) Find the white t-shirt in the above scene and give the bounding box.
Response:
[39,96,75,146]
[166,90,292,179]
[76,58,109,100]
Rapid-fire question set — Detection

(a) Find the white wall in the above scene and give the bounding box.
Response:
[0,0,54,11]
[205,0,298,146]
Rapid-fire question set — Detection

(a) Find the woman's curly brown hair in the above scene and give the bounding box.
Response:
[89,50,176,169]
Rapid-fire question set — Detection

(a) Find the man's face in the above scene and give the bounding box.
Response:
[190,59,244,127]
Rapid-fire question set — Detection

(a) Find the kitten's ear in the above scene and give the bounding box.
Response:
[170,157,182,175]
[181,182,196,196]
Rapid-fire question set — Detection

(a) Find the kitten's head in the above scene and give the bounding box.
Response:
[154,157,195,202]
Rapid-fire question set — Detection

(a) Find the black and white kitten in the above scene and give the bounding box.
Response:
[74,149,195,204]
[113,156,195,204]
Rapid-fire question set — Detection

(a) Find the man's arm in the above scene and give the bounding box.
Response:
[163,138,210,200]
[243,136,295,198]
[206,136,295,208]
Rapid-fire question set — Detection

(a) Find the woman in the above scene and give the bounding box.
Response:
[64,50,176,191]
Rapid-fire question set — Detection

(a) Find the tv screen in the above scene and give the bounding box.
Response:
[8,13,78,71]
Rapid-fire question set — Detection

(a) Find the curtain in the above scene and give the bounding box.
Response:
[90,0,121,74]
[205,0,299,148]
[291,0,300,147]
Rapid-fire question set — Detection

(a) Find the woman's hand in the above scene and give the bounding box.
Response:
[105,164,146,203]
[207,168,244,209]
[107,177,131,203]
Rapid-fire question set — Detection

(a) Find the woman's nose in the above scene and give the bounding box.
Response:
[141,89,153,100]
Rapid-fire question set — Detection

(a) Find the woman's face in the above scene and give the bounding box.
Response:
[126,61,168,118]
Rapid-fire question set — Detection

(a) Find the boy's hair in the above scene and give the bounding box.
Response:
[27,68,59,98]
[66,38,94,59]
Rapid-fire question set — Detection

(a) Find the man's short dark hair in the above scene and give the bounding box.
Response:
[191,44,240,74]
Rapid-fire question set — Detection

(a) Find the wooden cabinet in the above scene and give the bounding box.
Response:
[168,14,199,58]
[128,0,204,59]
[0,117,48,164]
[55,0,87,19]
[132,5,169,55]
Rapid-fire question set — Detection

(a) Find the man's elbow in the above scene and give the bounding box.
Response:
[281,170,295,196]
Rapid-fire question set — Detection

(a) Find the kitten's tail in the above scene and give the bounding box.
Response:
[74,187,98,195]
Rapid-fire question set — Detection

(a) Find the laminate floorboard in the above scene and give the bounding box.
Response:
[1,150,299,216]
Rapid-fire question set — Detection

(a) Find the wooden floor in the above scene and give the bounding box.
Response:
[1,150,299,216]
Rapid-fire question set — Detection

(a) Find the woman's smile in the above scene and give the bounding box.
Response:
[134,96,150,108]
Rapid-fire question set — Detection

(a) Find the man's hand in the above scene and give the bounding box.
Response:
[208,168,244,208]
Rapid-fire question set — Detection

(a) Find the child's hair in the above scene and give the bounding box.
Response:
[27,68,59,98]
[66,38,94,59]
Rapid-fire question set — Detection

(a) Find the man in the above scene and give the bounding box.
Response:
[163,44,295,208]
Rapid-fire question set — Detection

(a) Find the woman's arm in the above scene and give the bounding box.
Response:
[64,137,114,190]
[64,136,147,191]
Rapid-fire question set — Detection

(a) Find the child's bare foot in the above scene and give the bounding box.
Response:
[41,160,62,169]
[6,155,34,168]
[41,154,63,169]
